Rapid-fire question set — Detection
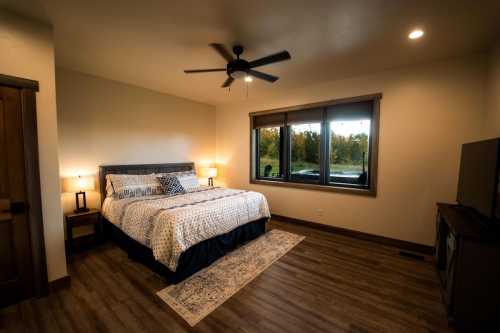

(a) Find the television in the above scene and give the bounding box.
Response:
[457,138,500,222]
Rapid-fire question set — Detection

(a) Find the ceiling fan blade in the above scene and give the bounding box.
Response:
[249,51,291,68]
[221,76,234,88]
[247,70,279,83]
[184,68,226,73]
[209,43,234,62]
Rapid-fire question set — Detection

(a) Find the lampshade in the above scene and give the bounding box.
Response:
[63,175,95,193]
[200,167,217,178]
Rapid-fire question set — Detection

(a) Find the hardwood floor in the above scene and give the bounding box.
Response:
[0,220,454,332]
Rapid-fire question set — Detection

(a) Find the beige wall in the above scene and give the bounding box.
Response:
[484,43,500,138]
[56,68,216,212]
[216,55,487,246]
[0,11,67,281]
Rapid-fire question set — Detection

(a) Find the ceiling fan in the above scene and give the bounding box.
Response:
[184,43,291,88]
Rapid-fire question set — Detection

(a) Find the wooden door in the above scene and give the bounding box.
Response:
[0,86,35,307]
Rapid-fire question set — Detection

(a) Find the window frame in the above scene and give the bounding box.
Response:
[250,93,381,196]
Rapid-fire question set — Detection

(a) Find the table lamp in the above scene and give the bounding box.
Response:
[200,167,217,186]
[63,175,95,213]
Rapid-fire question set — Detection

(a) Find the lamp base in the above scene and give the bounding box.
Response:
[74,191,89,213]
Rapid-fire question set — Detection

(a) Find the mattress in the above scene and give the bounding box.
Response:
[102,186,270,271]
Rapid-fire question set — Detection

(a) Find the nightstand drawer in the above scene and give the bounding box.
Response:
[70,213,100,227]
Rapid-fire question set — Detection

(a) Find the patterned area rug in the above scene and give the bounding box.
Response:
[156,229,305,326]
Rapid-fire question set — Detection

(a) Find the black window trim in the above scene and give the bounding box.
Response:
[250,93,381,197]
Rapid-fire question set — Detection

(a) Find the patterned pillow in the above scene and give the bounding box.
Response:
[157,175,186,196]
[156,171,195,178]
[106,174,164,199]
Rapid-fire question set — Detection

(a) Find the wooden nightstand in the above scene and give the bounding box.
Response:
[65,209,102,253]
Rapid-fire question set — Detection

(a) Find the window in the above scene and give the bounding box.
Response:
[256,127,283,179]
[253,111,286,180]
[329,118,371,187]
[290,123,321,183]
[251,94,380,196]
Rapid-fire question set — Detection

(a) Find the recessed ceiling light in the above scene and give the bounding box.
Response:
[244,75,253,82]
[409,29,424,40]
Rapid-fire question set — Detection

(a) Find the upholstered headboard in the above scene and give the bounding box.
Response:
[98,162,195,203]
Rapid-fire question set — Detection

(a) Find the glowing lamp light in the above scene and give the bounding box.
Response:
[63,175,95,213]
[200,167,218,186]
[408,29,424,40]
[63,175,94,192]
[200,167,217,178]
[244,75,253,83]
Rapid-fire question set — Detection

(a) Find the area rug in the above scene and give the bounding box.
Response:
[156,229,304,326]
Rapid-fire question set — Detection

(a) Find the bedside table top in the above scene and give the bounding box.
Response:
[65,208,100,219]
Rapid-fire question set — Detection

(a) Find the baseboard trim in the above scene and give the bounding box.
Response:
[48,275,71,293]
[271,214,435,255]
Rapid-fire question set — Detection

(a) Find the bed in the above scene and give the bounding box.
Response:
[99,163,270,283]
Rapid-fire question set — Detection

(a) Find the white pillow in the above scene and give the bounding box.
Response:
[156,171,200,191]
[105,179,114,197]
[177,173,200,191]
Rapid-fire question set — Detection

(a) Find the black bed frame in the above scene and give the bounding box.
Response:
[99,163,268,284]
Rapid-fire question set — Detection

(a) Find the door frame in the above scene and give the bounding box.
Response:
[0,73,48,297]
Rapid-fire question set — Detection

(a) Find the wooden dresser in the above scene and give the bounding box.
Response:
[436,203,500,329]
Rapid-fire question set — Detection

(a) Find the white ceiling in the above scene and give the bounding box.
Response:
[2,0,500,105]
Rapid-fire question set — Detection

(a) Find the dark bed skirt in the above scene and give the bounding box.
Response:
[103,218,268,284]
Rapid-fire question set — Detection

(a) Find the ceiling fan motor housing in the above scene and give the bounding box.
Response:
[227,59,250,79]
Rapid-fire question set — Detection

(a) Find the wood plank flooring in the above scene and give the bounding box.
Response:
[0,220,454,332]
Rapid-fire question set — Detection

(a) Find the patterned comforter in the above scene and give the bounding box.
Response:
[102,186,270,271]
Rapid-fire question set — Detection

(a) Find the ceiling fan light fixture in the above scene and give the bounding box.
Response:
[408,29,424,40]
[244,75,253,82]
[230,70,247,79]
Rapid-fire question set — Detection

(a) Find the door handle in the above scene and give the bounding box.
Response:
[1,201,26,214]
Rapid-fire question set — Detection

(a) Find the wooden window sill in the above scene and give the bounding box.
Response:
[250,178,377,197]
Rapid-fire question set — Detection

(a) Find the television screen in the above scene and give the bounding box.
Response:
[457,139,500,219]
[497,166,500,220]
